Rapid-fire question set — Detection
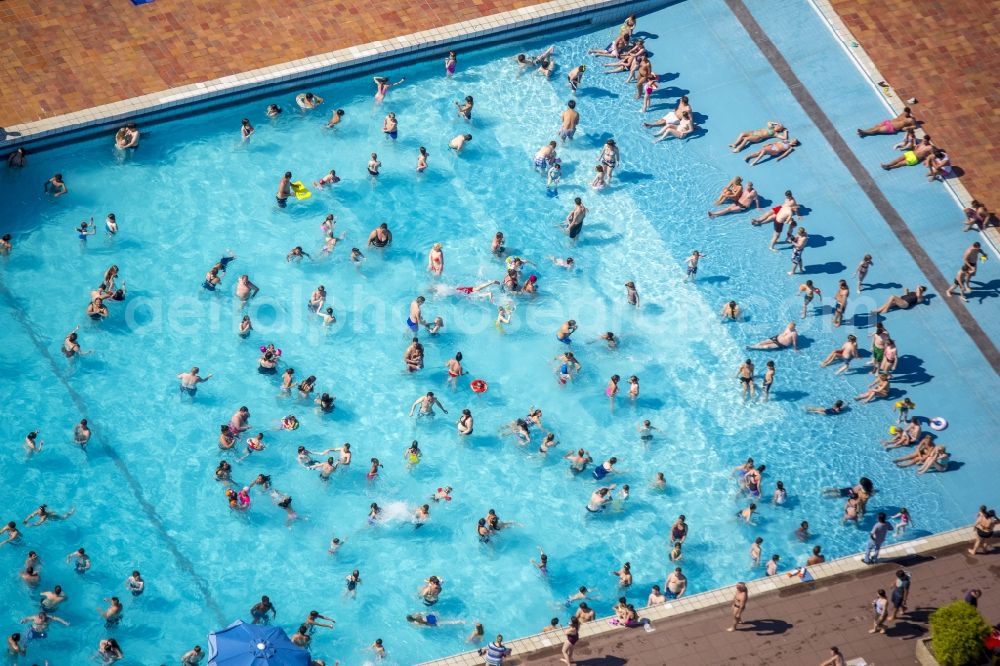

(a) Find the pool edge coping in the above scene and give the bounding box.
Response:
[0,0,651,148]
[416,524,974,665]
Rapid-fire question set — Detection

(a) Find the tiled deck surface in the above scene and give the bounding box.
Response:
[828,0,1000,209]
[516,542,1000,666]
[1,0,998,215]
[0,0,538,126]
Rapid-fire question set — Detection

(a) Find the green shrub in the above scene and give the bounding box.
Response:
[929,601,990,666]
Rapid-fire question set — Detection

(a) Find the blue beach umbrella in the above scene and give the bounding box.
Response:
[207,620,311,666]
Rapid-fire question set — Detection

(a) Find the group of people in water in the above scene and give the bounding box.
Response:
[3,8,991,666]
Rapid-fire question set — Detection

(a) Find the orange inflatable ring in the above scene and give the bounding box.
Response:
[471,379,488,393]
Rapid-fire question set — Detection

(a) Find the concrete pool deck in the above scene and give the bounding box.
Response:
[421,526,999,666]
[2,0,999,216]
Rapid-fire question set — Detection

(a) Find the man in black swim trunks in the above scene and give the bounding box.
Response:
[276,172,292,208]
[565,197,587,240]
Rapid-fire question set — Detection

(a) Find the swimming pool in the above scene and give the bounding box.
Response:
[2,0,1000,663]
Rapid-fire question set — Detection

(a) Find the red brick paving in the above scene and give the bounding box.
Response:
[519,542,1000,665]
[0,0,530,127]
[829,0,1000,211]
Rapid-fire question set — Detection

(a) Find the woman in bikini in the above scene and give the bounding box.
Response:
[745,138,799,165]
[427,243,444,275]
[729,121,787,152]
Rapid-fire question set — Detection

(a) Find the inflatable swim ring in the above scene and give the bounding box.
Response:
[291,181,312,200]
[929,417,948,431]
[296,93,322,109]
[888,426,899,435]
[471,379,488,393]
[260,346,282,356]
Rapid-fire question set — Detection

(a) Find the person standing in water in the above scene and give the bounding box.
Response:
[177,367,213,398]
[684,250,705,282]
[276,171,292,208]
[409,392,448,418]
[564,198,587,241]
[560,100,580,144]
[446,352,466,389]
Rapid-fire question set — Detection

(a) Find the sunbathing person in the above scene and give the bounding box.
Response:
[857,107,918,137]
[729,121,787,152]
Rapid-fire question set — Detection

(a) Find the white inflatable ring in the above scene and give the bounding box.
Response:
[929,417,948,431]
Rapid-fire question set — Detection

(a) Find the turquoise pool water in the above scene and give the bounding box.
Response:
[2,0,999,664]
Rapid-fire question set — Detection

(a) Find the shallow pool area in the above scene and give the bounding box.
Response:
[2,0,999,664]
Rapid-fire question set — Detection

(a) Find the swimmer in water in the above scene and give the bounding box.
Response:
[625,281,639,307]
[406,296,426,333]
[409,392,448,418]
[404,337,425,372]
[539,433,559,454]
[564,448,593,473]
[654,472,667,491]
[368,153,381,177]
[382,112,398,140]
[313,170,340,189]
[721,300,742,321]
[241,118,254,140]
[684,250,705,282]
[368,222,392,249]
[428,243,444,275]
[556,320,577,344]
[445,352,466,388]
[63,326,86,358]
[458,410,474,435]
[73,419,91,446]
[326,109,345,128]
[45,173,68,197]
[178,366,213,397]
[77,218,96,240]
[23,505,75,527]
[455,280,499,301]
[417,146,429,172]
[495,305,512,331]
[587,486,615,512]
[105,213,118,235]
[551,257,575,270]
[455,95,474,120]
[236,275,259,302]
[502,418,531,444]
[373,75,406,103]
[638,420,657,442]
[450,134,472,153]
[297,92,324,109]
